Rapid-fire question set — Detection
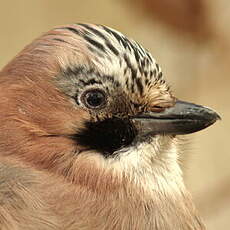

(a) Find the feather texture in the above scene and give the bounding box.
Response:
[0,23,207,229]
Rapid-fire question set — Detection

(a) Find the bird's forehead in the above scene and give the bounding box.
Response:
[52,24,165,95]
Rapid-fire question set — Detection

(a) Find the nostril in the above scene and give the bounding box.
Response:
[151,105,166,113]
[150,100,176,113]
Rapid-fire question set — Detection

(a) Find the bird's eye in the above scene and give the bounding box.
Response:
[81,89,107,109]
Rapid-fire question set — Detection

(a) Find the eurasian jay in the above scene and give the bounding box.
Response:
[0,23,220,230]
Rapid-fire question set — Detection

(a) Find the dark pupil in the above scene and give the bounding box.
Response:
[86,90,105,107]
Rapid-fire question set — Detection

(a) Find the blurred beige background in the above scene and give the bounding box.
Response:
[0,0,229,229]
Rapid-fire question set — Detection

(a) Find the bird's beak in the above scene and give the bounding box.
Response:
[131,100,221,136]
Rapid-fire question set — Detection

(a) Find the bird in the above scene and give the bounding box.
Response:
[0,23,220,230]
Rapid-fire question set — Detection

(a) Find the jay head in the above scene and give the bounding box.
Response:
[0,24,220,229]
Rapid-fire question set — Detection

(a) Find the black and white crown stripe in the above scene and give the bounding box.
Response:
[53,24,165,95]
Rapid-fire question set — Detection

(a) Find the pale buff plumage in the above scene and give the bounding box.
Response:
[0,24,210,230]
